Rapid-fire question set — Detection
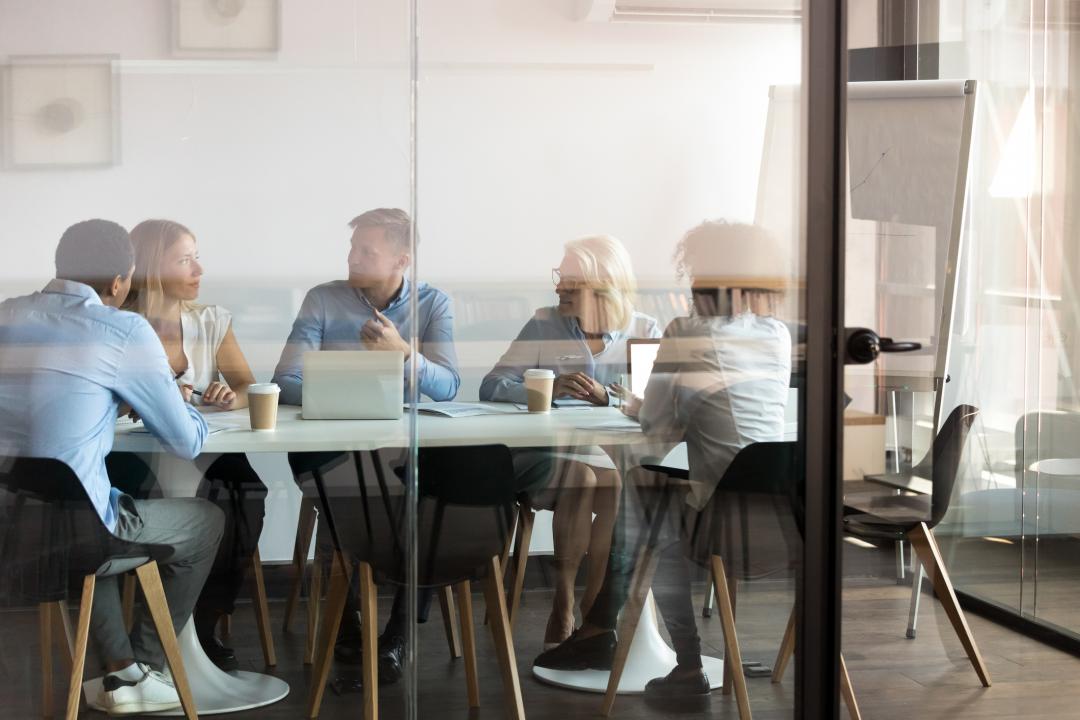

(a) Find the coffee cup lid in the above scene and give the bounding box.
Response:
[524,369,556,379]
[248,383,280,394]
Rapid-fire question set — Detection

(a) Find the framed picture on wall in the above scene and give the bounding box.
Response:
[173,0,281,56]
[1,55,120,170]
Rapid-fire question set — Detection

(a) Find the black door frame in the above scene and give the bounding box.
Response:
[798,0,847,718]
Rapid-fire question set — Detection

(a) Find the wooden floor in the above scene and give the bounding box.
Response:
[3,542,1079,719]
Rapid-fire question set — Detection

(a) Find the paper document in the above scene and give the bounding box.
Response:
[575,419,641,432]
[406,402,525,418]
[513,401,595,411]
[127,421,230,435]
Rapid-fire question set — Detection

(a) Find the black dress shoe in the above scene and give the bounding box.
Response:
[533,629,616,671]
[200,636,240,672]
[644,667,711,699]
[334,619,364,666]
[377,634,406,685]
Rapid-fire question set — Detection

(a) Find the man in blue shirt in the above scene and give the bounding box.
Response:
[273,208,458,681]
[0,220,223,715]
[273,207,460,403]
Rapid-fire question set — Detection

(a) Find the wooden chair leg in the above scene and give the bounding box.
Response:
[135,561,198,720]
[44,601,78,714]
[601,542,661,717]
[907,522,992,687]
[306,552,351,719]
[771,606,796,683]
[768,606,859,720]
[284,498,317,632]
[305,557,325,665]
[455,581,480,708]
[121,573,136,633]
[40,603,54,718]
[482,556,525,720]
[485,525,516,626]
[840,653,861,720]
[64,576,95,720]
[438,585,463,659]
[358,562,379,720]
[507,508,535,628]
[712,556,751,720]
[249,548,277,666]
[722,575,738,695]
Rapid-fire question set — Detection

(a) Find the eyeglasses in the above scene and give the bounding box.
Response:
[553,268,589,289]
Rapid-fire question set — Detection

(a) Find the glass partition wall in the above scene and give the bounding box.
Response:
[411,3,808,719]
[0,1,418,717]
[8,1,1024,719]
[933,0,1080,638]
[840,1,1080,718]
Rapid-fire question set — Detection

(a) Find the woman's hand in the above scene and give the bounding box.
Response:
[554,372,609,406]
[609,382,643,419]
[202,381,237,410]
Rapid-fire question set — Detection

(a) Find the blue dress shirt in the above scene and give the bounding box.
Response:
[272,277,460,405]
[0,280,208,531]
[479,306,661,405]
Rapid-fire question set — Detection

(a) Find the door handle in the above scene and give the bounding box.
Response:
[844,327,922,365]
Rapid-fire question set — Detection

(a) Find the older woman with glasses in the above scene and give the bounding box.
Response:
[480,235,661,647]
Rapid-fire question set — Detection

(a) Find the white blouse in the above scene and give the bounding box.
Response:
[639,313,792,510]
[173,303,232,406]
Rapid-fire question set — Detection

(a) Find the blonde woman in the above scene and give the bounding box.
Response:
[122,219,265,671]
[537,221,792,699]
[480,235,661,646]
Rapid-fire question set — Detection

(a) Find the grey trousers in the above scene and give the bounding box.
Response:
[90,495,224,669]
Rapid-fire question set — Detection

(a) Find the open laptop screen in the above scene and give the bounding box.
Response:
[626,338,661,397]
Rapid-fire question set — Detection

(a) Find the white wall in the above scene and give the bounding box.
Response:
[0,0,800,287]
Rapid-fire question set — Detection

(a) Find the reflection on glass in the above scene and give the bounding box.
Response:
[480,235,659,647]
[0,1,817,718]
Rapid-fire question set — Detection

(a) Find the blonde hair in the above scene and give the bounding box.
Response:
[674,220,785,317]
[563,235,638,331]
[123,219,195,319]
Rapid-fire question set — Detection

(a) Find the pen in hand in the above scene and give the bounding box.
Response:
[174,372,202,398]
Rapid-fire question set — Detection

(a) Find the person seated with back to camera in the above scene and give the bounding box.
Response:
[535,221,792,702]
[272,208,460,682]
[110,218,267,672]
[480,235,661,648]
[0,219,222,715]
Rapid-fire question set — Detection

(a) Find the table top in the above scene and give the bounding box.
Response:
[1029,458,1080,476]
[113,403,654,454]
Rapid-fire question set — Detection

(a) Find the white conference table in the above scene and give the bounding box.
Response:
[111,403,659,454]
[108,403,710,703]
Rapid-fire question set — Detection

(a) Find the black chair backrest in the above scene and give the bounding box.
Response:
[292,446,517,589]
[0,456,171,605]
[912,404,978,528]
[684,441,802,577]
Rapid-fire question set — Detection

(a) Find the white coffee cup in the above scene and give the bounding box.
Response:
[524,369,556,413]
[248,383,280,431]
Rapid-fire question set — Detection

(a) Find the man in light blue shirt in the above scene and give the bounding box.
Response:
[273,208,459,403]
[273,208,457,680]
[0,220,223,715]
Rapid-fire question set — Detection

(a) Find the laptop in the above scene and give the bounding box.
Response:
[302,351,404,420]
[626,338,661,397]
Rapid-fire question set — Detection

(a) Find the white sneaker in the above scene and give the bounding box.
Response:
[98,663,182,715]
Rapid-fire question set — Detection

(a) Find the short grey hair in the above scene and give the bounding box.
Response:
[348,208,412,251]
